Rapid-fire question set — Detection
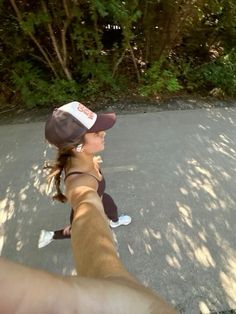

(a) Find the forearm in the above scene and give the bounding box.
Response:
[0,186,176,314]
[0,257,176,314]
[70,187,134,280]
[0,257,81,314]
[70,189,176,313]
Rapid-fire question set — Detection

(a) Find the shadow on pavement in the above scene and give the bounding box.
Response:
[0,109,236,313]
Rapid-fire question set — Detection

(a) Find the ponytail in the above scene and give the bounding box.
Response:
[44,137,85,203]
[44,149,71,202]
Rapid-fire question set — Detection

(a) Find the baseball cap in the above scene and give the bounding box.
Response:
[45,101,116,148]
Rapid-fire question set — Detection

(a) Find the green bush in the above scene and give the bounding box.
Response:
[11,59,122,107]
[12,61,48,107]
[200,51,236,97]
[139,60,183,96]
[12,62,81,108]
[173,57,203,92]
[80,58,120,96]
[176,51,236,97]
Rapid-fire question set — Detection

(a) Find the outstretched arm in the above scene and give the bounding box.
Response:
[0,185,176,314]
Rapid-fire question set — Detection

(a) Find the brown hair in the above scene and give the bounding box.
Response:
[44,137,85,203]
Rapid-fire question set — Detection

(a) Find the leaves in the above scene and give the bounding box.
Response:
[201,50,236,96]
[139,60,183,95]
[20,11,50,34]
[11,61,81,107]
[1,0,235,107]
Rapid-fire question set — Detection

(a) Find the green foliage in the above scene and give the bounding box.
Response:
[47,79,81,104]
[81,58,116,85]
[78,56,121,100]
[176,50,236,97]
[200,51,236,96]
[92,0,108,17]
[1,0,236,108]
[172,57,203,92]
[12,62,80,107]
[139,60,183,96]
[11,60,121,107]
[20,11,50,34]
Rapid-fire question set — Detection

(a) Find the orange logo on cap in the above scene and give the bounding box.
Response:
[77,103,94,120]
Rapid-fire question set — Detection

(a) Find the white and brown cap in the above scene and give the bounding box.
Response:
[45,101,116,148]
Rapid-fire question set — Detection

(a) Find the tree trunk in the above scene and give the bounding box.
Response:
[9,0,58,78]
[41,1,72,80]
[128,42,140,82]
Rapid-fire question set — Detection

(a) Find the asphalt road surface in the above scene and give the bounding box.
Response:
[1,107,236,313]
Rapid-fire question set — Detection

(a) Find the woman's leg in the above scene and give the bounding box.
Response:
[53,226,71,239]
[38,209,74,247]
[102,193,119,222]
[53,208,74,239]
[102,193,132,228]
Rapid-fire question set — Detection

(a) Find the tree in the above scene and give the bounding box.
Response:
[1,0,235,107]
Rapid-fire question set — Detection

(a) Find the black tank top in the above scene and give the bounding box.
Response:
[64,171,106,197]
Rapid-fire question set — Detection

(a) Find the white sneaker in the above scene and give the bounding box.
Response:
[38,230,54,248]
[110,215,132,228]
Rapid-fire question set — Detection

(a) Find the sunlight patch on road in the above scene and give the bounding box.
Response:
[199,301,210,314]
[194,246,216,268]
[127,243,134,255]
[0,197,15,255]
[176,201,193,228]
[102,165,137,173]
[220,270,236,307]
[166,255,181,269]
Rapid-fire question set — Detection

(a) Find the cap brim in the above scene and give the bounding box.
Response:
[88,112,116,133]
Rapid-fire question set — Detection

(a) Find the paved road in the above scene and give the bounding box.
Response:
[1,107,236,313]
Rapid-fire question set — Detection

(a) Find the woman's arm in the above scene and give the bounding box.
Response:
[67,183,176,313]
[0,257,82,314]
[0,255,175,314]
[0,183,176,314]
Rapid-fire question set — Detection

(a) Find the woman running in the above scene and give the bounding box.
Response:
[38,101,131,248]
